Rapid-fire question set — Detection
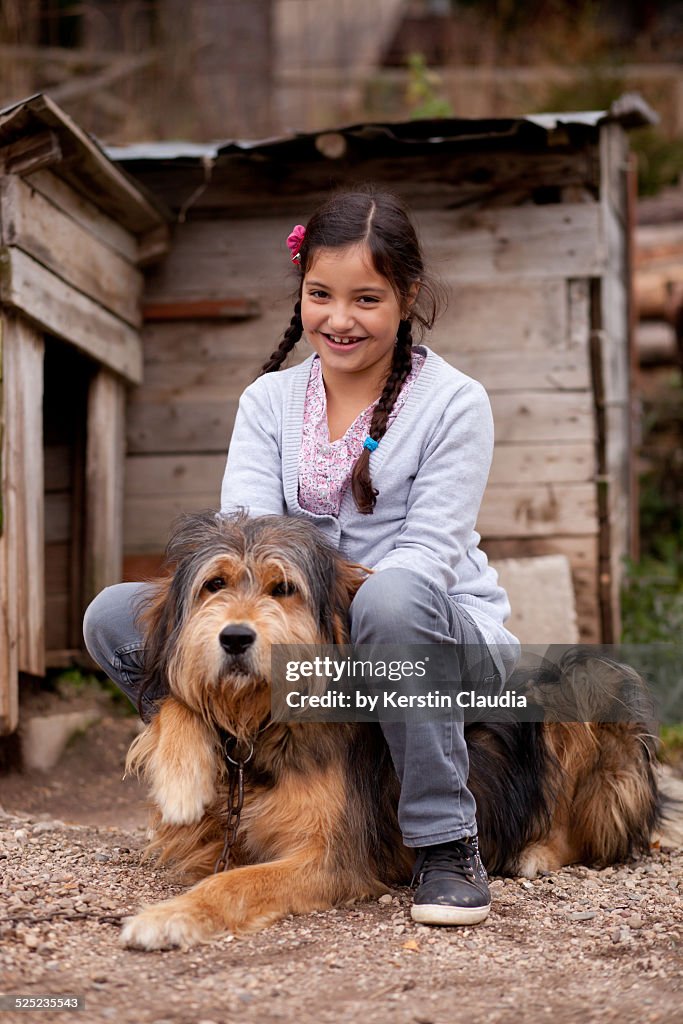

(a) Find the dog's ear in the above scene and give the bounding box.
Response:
[133,575,178,715]
[328,561,369,645]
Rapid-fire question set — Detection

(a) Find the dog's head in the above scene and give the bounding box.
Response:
[136,511,365,730]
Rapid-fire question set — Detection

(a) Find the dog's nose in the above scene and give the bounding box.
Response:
[219,624,256,655]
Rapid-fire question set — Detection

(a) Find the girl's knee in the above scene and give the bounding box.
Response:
[349,568,435,638]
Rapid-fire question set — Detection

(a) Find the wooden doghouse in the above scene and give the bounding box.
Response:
[110,96,653,648]
[0,94,653,732]
[0,95,169,733]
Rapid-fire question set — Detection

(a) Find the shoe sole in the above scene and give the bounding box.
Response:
[410,902,491,926]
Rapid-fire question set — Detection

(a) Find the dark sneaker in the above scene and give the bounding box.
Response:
[411,836,491,926]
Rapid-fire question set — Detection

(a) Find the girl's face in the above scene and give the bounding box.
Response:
[301,244,405,389]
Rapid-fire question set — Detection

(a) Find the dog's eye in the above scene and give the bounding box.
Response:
[270,580,297,598]
[204,577,226,593]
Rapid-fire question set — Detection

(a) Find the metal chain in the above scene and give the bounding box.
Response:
[213,737,254,873]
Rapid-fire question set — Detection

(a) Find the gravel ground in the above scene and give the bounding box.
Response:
[1,714,682,1024]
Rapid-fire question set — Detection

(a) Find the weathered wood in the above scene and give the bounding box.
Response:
[0,130,62,176]
[126,394,240,454]
[0,313,45,681]
[0,317,18,732]
[0,247,143,383]
[442,349,590,391]
[85,369,126,605]
[125,453,226,497]
[490,442,594,485]
[417,203,606,281]
[24,169,138,263]
[124,493,218,551]
[44,444,71,492]
[126,388,594,455]
[1,175,143,327]
[143,297,262,321]
[0,94,170,236]
[432,279,570,353]
[479,483,597,539]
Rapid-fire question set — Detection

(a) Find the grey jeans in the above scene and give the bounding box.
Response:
[83,567,501,847]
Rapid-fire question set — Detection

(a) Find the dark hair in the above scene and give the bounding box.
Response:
[259,187,443,514]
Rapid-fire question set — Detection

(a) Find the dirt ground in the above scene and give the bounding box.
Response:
[1,697,682,1024]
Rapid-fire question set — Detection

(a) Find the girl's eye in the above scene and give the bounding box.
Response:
[309,290,329,299]
[358,295,380,304]
[204,577,226,593]
[270,580,297,598]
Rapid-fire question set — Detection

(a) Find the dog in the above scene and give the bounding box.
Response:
[120,511,660,950]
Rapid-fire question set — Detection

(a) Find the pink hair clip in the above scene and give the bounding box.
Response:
[286,224,306,263]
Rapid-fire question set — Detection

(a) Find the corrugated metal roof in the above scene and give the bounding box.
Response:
[102,93,658,164]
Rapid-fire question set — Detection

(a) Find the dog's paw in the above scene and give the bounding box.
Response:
[120,900,217,951]
[152,774,214,826]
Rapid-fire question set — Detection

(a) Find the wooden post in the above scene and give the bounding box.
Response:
[84,367,126,608]
[0,313,45,733]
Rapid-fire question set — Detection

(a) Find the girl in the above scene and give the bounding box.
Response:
[84,187,520,927]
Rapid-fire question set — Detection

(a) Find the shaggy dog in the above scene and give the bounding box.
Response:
[120,511,659,950]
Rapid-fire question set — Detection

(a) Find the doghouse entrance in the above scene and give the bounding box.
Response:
[44,336,94,660]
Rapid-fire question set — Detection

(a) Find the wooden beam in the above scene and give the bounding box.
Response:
[0,314,45,733]
[0,130,62,176]
[84,368,126,606]
[0,246,143,383]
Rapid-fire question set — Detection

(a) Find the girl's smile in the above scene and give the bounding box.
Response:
[301,243,405,393]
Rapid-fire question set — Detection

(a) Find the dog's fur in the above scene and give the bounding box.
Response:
[121,511,660,950]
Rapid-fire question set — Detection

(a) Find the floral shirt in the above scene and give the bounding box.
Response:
[298,350,426,516]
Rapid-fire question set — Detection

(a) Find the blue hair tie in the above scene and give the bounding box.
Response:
[363,436,379,452]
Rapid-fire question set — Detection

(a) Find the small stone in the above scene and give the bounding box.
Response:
[628,915,644,929]
[570,911,597,921]
[378,894,393,905]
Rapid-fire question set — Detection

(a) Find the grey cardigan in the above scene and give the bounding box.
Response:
[220,346,519,676]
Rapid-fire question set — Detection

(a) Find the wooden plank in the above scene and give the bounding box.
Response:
[142,315,300,366]
[126,394,239,454]
[0,247,143,383]
[417,203,606,281]
[489,442,594,485]
[125,453,226,496]
[1,175,142,327]
[126,389,595,455]
[0,313,45,679]
[24,168,138,263]
[84,368,126,605]
[489,392,595,443]
[443,349,591,391]
[431,279,569,353]
[143,298,262,321]
[124,493,218,552]
[478,482,597,538]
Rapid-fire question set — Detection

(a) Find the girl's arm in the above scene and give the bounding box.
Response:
[220,383,286,517]
[372,380,495,591]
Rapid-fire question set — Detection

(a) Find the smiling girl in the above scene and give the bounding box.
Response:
[84,187,519,927]
[218,188,521,925]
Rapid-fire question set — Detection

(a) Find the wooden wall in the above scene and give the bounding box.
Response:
[125,164,632,642]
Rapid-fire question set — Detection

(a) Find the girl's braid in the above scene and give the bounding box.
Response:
[259,300,304,375]
[351,318,414,514]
